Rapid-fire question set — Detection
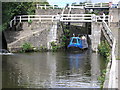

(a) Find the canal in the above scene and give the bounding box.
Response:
[2,48,106,88]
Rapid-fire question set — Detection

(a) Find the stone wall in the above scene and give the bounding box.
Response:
[36,9,62,15]
[70,8,85,14]
[109,8,120,57]
[109,8,120,22]
[8,28,50,51]
[90,22,102,52]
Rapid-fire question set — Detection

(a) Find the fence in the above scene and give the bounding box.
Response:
[10,15,58,27]
[102,20,117,88]
[36,4,59,9]
[37,3,109,9]
[10,14,110,27]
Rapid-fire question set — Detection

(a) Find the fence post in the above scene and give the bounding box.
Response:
[85,3,87,8]
[40,6,42,9]
[20,16,22,23]
[10,20,13,27]
[93,3,95,8]
[13,17,16,25]
[28,15,30,22]
[100,3,102,7]
[36,4,38,9]
[92,14,97,22]
[102,13,105,22]
[45,4,47,9]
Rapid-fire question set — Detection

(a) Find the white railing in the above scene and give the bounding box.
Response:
[60,14,94,22]
[10,14,110,27]
[96,15,110,21]
[10,15,58,27]
[37,3,109,9]
[60,14,109,22]
[36,4,59,9]
[102,21,117,88]
[85,3,109,8]
[68,5,84,9]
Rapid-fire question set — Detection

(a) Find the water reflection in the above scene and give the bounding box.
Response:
[2,50,105,88]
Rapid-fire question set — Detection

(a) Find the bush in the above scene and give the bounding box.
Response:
[21,42,33,52]
[98,41,111,58]
[98,69,106,88]
[50,41,59,51]
[28,19,32,24]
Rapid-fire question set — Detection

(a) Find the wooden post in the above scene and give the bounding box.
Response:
[28,16,30,22]
[103,13,105,22]
[45,4,47,9]
[20,16,22,23]
[100,3,102,7]
[14,17,16,25]
[10,20,13,27]
[36,4,38,9]
[93,3,94,8]
[53,5,54,9]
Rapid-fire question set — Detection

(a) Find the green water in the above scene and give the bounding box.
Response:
[2,49,106,88]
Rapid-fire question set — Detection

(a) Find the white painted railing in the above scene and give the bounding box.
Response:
[10,15,58,27]
[60,14,109,22]
[102,21,117,88]
[68,5,84,9]
[60,14,94,22]
[85,3,109,8]
[37,3,109,9]
[10,14,110,27]
[36,4,59,9]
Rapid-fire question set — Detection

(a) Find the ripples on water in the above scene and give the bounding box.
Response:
[2,50,106,88]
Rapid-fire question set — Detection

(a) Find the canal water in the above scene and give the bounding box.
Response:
[2,49,106,88]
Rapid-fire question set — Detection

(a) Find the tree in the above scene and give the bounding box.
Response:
[2,1,49,31]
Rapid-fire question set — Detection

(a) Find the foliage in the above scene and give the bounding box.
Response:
[98,40,111,88]
[39,45,47,51]
[98,69,106,88]
[2,1,49,31]
[21,42,33,52]
[50,41,60,51]
[98,40,111,58]
[28,19,32,24]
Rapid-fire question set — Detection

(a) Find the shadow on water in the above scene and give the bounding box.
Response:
[2,49,106,88]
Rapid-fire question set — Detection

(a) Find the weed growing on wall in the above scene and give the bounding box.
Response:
[98,40,111,58]
[21,42,33,52]
[98,40,111,88]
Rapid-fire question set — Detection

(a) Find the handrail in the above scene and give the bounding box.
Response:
[102,20,117,88]
[10,15,58,27]
[36,4,59,9]
[36,3,109,9]
[10,14,110,27]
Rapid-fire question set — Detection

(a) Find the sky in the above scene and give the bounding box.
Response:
[47,0,120,7]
